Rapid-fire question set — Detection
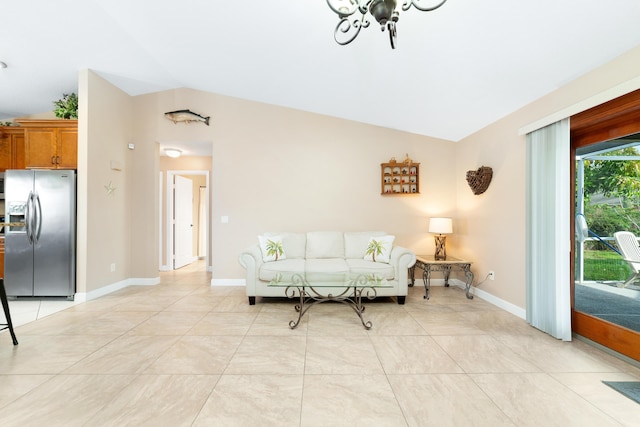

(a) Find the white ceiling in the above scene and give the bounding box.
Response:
[1,0,640,144]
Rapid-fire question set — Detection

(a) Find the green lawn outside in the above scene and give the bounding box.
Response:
[581,249,632,281]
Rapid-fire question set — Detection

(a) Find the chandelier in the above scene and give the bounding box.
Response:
[326,0,447,49]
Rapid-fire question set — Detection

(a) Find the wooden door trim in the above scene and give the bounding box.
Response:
[571,88,640,147]
[572,311,640,361]
[571,88,640,362]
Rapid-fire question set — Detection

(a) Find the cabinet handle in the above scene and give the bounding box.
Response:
[56,156,60,164]
[51,156,55,165]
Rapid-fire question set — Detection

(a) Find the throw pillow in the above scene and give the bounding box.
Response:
[258,235,287,262]
[363,235,395,263]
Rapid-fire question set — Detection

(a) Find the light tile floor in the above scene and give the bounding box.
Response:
[0,262,639,426]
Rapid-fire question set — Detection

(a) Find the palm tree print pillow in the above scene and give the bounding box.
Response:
[258,235,287,262]
[364,235,395,263]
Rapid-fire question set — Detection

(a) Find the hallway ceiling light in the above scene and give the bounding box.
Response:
[164,148,182,158]
[326,0,447,48]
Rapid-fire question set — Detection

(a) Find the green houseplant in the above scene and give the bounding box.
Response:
[53,93,78,119]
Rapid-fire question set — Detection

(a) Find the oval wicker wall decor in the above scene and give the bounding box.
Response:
[466,166,493,195]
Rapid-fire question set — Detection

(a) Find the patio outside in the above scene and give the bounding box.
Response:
[575,137,640,333]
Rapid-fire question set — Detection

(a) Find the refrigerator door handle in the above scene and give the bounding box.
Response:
[33,192,42,244]
[25,191,34,244]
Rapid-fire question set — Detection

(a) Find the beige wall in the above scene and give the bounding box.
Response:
[78,70,134,293]
[131,88,455,281]
[128,95,161,278]
[211,105,457,280]
[78,44,640,310]
[455,45,640,308]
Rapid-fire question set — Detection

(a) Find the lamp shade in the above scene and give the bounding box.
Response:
[429,217,453,234]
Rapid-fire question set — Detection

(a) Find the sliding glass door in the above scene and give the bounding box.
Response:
[571,90,640,362]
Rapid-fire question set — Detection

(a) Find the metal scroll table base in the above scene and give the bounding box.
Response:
[285,285,379,330]
[410,258,474,300]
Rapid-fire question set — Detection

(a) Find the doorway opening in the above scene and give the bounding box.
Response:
[161,170,210,272]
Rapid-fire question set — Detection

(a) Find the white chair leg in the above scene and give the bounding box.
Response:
[621,272,640,288]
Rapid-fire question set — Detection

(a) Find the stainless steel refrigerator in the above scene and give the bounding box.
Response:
[4,170,76,298]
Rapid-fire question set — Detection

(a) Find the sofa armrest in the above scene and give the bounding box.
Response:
[238,245,264,295]
[390,246,416,294]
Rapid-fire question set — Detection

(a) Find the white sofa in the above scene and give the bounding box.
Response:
[238,231,416,305]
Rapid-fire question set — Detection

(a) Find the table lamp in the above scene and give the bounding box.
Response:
[429,217,453,260]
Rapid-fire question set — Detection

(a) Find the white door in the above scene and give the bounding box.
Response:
[198,186,207,257]
[173,175,193,269]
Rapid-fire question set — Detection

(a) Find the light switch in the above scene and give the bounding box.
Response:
[221,216,229,223]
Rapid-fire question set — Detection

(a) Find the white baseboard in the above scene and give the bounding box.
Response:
[211,278,245,287]
[449,279,526,320]
[131,277,161,286]
[75,277,161,302]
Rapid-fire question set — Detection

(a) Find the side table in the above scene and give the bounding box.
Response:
[409,255,474,300]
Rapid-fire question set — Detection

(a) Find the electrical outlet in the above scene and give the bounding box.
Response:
[489,271,495,280]
[110,263,116,272]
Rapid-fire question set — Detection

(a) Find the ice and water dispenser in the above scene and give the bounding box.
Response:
[6,201,27,233]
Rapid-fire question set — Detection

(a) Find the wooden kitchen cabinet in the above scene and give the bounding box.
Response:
[0,133,8,171]
[15,119,77,169]
[0,127,25,171]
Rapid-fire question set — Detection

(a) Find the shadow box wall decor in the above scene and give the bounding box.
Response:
[381,155,419,195]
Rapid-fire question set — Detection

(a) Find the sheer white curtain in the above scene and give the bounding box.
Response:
[526,118,572,341]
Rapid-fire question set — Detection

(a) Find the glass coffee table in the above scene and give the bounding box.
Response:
[269,272,391,330]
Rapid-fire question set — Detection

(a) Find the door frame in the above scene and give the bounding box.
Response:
[162,170,210,272]
[570,88,640,361]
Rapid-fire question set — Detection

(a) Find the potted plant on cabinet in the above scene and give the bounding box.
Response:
[52,93,78,119]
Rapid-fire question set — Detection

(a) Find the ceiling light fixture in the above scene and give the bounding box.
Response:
[164,148,182,158]
[326,0,447,49]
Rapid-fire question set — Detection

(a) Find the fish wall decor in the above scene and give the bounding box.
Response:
[164,109,210,126]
